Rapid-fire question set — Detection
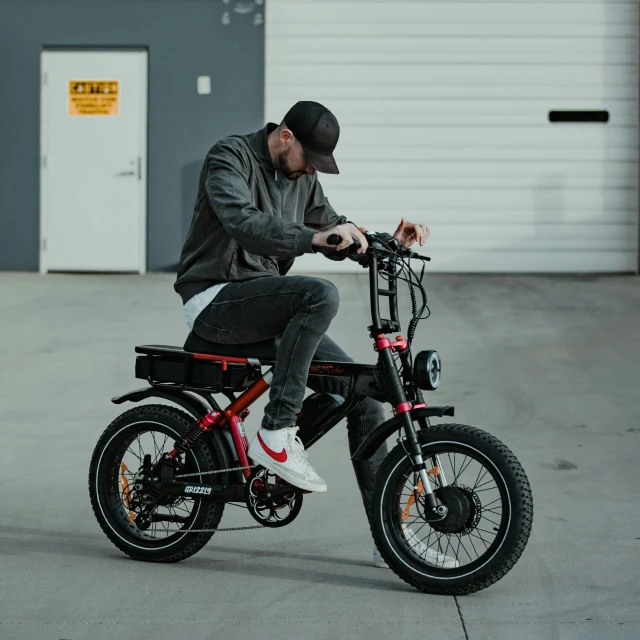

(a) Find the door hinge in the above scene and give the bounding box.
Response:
[42,72,48,85]
[42,155,47,169]
[42,238,47,251]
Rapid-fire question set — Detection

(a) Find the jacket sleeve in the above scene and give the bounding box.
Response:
[304,176,368,265]
[205,143,316,257]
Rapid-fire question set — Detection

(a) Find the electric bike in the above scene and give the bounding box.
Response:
[89,231,533,595]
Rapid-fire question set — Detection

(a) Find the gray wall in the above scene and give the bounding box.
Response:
[0,0,265,271]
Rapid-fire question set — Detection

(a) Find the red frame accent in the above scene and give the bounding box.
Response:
[166,373,271,478]
[193,352,251,371]
[395,402,412,414]
[375,334,408,353]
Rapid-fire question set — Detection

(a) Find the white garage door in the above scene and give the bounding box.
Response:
[266,1,638,273]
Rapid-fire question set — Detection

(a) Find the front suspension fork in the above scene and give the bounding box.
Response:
[398,412,447,519]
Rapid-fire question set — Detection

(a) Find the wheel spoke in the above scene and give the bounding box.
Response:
[458,534,478,564]
[453,455,473,484]
[447,452,456,480]
[468,530,490,549]
[481,515,502,527]
[125,447,143,464]
[474,477,497,492]
[472,467,490,491]
[151,431,161,461]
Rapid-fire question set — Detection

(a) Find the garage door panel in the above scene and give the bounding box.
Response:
[270,37,636,57]
[331,161,637,182]
[336,210,637,226]
[335,127,635,149]
[270,3,635,25]
[325,177,635,189]
[321,187,637,213]
[270,100,635,126]
[269,22,636,38]
[268,85,637,101]
[331,147,638,163]
[270,64,634,87]
[272,52,634,65]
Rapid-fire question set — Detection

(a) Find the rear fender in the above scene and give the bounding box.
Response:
[112,387,242,484]
[351,406,455,461]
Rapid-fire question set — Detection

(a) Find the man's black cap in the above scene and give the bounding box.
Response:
[283,101,340,174]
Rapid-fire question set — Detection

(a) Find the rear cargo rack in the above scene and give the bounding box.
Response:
[134,345,261,393]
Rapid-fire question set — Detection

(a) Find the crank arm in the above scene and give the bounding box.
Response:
[255,483,301,503]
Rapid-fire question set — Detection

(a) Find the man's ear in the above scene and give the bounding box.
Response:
[280,128,294,145]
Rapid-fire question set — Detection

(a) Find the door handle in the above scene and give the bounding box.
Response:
[115,170,135,177]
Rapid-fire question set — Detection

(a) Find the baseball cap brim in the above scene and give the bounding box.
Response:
[302,145,340,175]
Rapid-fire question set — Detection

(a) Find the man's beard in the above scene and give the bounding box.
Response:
[278,151,305,180]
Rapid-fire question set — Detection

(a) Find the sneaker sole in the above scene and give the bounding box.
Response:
[248,447,328,493]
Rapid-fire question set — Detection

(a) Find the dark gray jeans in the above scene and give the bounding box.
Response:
[193,274,388,515]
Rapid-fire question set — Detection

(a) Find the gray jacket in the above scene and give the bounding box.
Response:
[175,123,356,304]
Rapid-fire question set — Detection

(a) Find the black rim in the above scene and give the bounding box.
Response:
[99,424,203,544]
[388,442,510,574]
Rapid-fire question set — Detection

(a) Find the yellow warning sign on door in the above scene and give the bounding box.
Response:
[68,81,119,116]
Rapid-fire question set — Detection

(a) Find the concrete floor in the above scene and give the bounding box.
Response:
[0,271,639,640]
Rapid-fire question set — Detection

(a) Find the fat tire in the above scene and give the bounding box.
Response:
[89,404,225,563]
[371,423,533,595]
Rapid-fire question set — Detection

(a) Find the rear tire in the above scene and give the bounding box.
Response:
[89,405,225,563]
[371,423,533,595]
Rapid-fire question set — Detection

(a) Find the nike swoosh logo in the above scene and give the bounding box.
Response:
[258,432,288,463]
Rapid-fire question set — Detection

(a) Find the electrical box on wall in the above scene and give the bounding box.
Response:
[197,75,211,95]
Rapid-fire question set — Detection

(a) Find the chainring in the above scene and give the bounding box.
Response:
[245,467,303,528]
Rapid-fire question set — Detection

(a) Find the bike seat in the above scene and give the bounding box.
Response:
[184,331,280,361]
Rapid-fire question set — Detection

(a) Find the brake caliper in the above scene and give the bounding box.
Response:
[120,463,136,522]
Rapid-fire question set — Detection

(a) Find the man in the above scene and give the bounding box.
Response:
[175,101,432,567]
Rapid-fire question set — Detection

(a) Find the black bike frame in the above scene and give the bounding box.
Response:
[113,246,453,513]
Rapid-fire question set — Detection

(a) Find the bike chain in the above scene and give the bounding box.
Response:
[151,463,265,533]
[173,463,256,479]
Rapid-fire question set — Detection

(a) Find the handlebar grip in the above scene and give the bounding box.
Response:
[327,233,361,254]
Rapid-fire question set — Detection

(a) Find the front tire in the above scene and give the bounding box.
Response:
[371,423,533,595]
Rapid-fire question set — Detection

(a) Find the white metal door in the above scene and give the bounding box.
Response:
[40,50,147,273]
[267,1,638,273]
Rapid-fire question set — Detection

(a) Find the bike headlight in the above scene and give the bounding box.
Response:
[414,350,441,390]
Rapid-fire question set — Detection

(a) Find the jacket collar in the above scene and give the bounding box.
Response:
[253,122,278,170]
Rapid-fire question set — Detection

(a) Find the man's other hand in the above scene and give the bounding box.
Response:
[393,218,430,248]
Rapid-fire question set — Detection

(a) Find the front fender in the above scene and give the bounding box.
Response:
[351,406,455,461]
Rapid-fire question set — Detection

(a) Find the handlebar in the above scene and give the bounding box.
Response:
[326,231,431,262]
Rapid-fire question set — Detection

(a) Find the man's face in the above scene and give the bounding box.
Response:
[278,138,316,181]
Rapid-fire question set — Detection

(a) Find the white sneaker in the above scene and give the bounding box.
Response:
[402,525,460,569]
[373,545,389,569]
[248,426,327,493]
